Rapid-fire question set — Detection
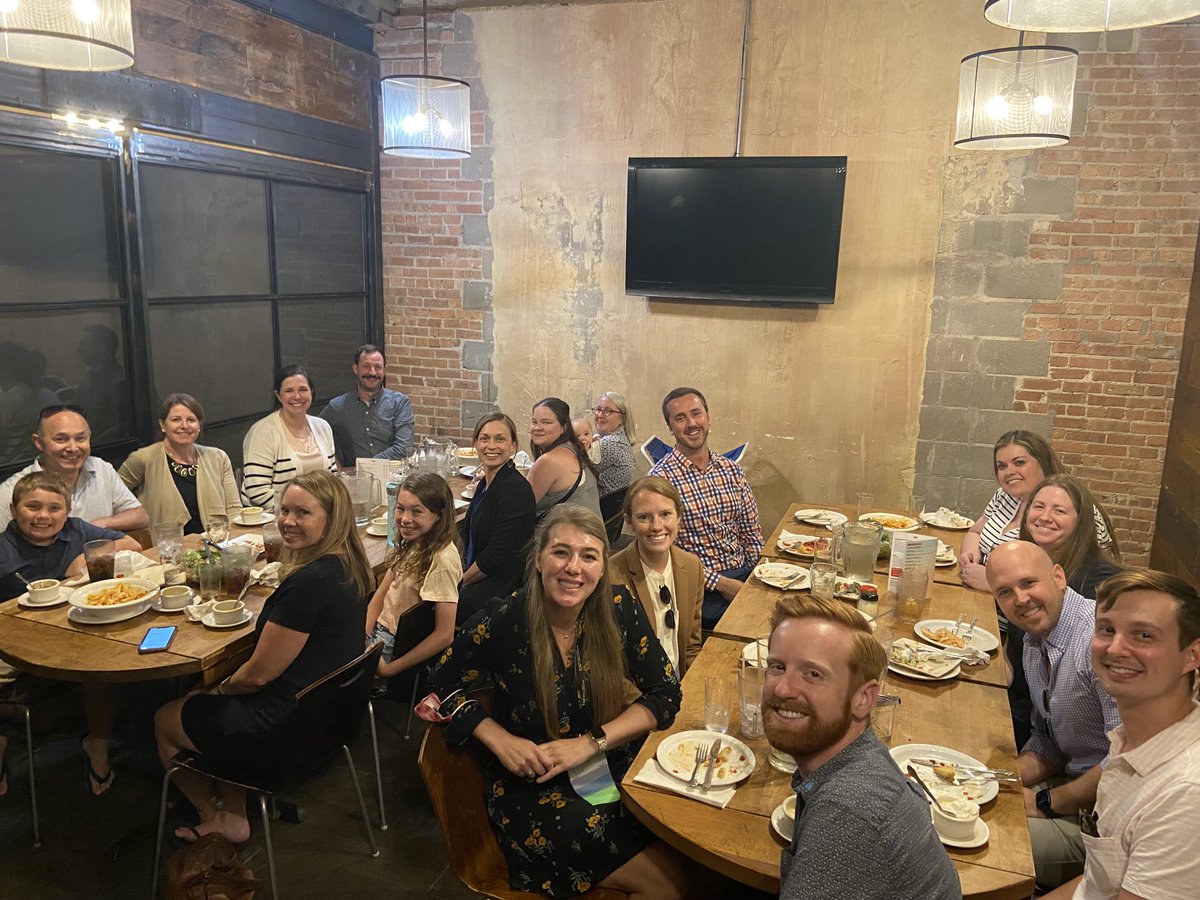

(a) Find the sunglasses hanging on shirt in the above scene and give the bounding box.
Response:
[659,585,676,631]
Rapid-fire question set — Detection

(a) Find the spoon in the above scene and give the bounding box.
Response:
[13,571,30,587]
[906,764,950,814]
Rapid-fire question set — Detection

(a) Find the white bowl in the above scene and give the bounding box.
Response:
[212,599,246,625]
[159,585,195,610]
[28,578,61,604]
[68,578,160,613]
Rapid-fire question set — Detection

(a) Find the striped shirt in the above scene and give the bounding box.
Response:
[978,487,1114,563]
[241,412,337,510]
[650,447,763,590]
[1023,587,1122,776]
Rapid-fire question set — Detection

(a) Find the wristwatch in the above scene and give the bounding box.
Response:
[589,726,608,753]
[1036,788,1062,819]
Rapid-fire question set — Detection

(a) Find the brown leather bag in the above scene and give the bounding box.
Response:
[162,833,258,900]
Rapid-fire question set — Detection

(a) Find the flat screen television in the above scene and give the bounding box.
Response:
[625,156,847,304]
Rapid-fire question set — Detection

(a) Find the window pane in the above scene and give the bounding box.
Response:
[0,146,122,304]
[148,302,274,423]
[278,298,366,404]
[273,184,366,294]
[140,165,270,298]
[0,308,133,467]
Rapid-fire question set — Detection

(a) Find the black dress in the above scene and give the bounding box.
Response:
[181,555,366,776]
[458,461,537,623]
[430,588,680,897]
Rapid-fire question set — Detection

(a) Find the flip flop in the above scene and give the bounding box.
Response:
[81,738,114,797]
[175,824,203,844]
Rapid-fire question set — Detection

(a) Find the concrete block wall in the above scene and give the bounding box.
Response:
[377,12,494,443]
[918,27,1200,565]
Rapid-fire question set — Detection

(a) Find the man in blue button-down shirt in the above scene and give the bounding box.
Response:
[987,540,1121,890]
[319,344,415,468]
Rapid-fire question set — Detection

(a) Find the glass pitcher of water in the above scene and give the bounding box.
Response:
[832,520,883,581]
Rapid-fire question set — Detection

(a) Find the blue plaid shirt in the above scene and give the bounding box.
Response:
[1022,587,1121,776]
[320,388,415,467]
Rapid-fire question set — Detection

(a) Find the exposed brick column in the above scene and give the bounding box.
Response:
[377,11,495,443]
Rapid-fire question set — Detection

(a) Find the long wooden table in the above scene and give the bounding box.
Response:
[620,506,1034,899]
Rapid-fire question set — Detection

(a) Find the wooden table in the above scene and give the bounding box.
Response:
[761,502,973,587]
[620,638,1034,899]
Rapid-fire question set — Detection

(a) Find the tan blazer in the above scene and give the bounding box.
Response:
[119,443,241,530]
[609,543,703,677]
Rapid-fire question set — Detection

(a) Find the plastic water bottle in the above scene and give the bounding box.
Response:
[385,479,399,549]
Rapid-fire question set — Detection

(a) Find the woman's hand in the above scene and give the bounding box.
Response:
[958,548,980,567]
[535,736,598,784]
[960,561,989,592]
[476,721,554,779]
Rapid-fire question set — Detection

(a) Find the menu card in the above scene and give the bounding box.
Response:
[886,533,938,593]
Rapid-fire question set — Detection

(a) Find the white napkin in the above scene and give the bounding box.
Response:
[779,529,822,543]
[119,549,157,573]
[632,759,736,809]
[250,561,282,588]
[184,600,216,622]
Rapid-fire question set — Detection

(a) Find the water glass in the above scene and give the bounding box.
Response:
[152,523,185,583]
[196,560,223,603]
[872,694,900,745]
[910,494,925,519]
[83,539,116,582]
[874,626,895,688]
[856,492,874,518]
[810,562,837,601]
[896,570,930,624]
[704,677,732,734]
[206,515,228,544]
[737,660,766,740]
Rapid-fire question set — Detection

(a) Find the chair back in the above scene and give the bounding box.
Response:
[639,436,672,467]
[722,442,749,465]
[599,488,628,545]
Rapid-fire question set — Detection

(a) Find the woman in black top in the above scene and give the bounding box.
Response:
[1018,474,1123,597]
[153,470,373,843]
[458,412,536,623]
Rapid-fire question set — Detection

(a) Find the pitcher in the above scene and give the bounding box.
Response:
[339,472,380,526]
[832,520,883,581]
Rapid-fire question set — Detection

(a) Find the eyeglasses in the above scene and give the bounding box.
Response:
[592,407,621,417]
[659,585,675,630]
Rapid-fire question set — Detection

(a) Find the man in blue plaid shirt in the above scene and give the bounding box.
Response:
[650,387,763,629]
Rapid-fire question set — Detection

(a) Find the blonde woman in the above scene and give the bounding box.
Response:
[593,391,635,499]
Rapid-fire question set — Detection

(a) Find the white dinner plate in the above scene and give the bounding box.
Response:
[753,561,809,591]
[16,587,68,609]
[233,514,271,527]
[915,619,1000,653]
[887,659,961,682]
[67,600,153,625]
[859,512,920,532]
[793,508,848,528]
[454,498,470,511]
[741,639,769,666]
[68,578,159,612]
[461,486,475,500]
[459,465,478,478]
[890,744,999,805]
[365,525,389,538]
[655,730,756,788]
[933,810,990,849]
[771,802,794,841]
[201,609,254,629]
[776,530,826,559]
[920,509,974,530]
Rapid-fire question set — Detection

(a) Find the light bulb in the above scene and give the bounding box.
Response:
[0,0,19,16]
[438,117,455,137]
[63,111,79,125]
[71,0,101,24]
[87,117,101,128]
[1033,95,1054,117]
[411,110,428,132]
[985,95,1010,121]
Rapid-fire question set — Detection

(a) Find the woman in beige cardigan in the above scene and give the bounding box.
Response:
[119,393,241,534]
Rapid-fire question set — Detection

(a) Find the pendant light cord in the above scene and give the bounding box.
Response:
[733,0,752,157]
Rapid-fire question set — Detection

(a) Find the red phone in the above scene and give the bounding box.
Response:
[138,625,177,654]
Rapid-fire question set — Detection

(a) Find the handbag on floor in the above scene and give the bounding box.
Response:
[163,833,258,900]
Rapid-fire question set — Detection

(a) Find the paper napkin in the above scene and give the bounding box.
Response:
[632,759,736,809]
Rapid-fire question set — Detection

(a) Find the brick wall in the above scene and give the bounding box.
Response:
[917,26,1200,565]
[377,12,493,444]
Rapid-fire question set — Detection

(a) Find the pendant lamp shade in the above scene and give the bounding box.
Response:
[381,74,471,159]
[955,44,1078,150]
[0,0,134,71]
[983,0,1200,32]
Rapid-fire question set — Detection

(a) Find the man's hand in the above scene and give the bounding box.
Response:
[715,575,743,603]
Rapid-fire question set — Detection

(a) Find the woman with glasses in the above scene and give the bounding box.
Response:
[608,476,703,677]
[591,392,636,500]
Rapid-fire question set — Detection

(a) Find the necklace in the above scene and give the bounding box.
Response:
[282,415,317,454]
[165,446,198,478]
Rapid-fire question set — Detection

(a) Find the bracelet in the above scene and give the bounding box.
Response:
[218,677,231,696]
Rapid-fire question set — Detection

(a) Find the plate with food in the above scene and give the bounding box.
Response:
[859,512,920,532]
[776,530,827,559]
[834,576,869,601]
[920,507,974,530]
[793,508,848,528]
[456,447,479,460]
[656,730,755,788]
[890,744,999,805]
[888,638,961,681]
[753,561,810,591]
[68,578,159,614]
[915,619,999,653]
[935,541,957,567]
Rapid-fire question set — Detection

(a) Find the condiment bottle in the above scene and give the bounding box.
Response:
[857,583,879,618]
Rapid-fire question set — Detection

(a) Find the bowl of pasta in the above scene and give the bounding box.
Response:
[68,578,159,615]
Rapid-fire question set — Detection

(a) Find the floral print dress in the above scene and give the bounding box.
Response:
[430,588,680,897]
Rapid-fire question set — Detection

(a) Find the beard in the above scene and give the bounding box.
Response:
[762,696,853,759]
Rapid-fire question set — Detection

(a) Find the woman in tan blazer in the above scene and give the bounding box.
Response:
[119,393,241,534]
[608,476,703,676]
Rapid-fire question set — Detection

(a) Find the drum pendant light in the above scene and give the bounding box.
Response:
[955,34,1078,150]
[380,0,471,159]
[0,0,134,71]
[983,0,1200,33]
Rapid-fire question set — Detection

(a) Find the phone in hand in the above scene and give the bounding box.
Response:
[138,625,177,654]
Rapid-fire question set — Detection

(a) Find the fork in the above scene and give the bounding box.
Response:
[686,742,711,788]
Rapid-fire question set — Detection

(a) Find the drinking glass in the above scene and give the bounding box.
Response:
[221,545,253,598]
[809,562,837,601]
[704,677,732,734]
[152,523,185,583]
[206,515,228,544]
[872,694,900,745]
[896,570,930,624]
[874,626,895,689]
[856,492,874,519]
[910,494,925,520]
[196,560,223,603]
[737,660,766,740]
[83,539,116,582]
[262,520,283,564]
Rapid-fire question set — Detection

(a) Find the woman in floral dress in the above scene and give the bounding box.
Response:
[424,505,691,898]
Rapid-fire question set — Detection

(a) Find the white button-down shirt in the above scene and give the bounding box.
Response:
[0,456,142,529]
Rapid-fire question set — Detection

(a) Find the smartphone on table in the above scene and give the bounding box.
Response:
[138,625,177,654]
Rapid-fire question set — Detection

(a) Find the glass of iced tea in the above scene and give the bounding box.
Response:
[84,539,116,582]
[262,520,283,563]
[221,545,253,598]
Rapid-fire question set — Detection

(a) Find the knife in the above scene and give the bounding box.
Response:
[778,569,807,590]
[700,739,722,792]
[908,758,1017,779]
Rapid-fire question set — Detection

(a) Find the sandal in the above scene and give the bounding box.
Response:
[81,737,114,797]
[175,824,203,844]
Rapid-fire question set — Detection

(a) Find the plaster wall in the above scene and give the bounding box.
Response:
[469,0,1005,528]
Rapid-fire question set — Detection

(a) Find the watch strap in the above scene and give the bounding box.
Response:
[1036,788,1061,819]
[590,726,608,752]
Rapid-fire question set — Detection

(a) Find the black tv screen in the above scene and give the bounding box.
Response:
[625,156,847,304]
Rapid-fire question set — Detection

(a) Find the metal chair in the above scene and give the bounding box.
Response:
[150,643,385,899]
[0,698,40,847]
